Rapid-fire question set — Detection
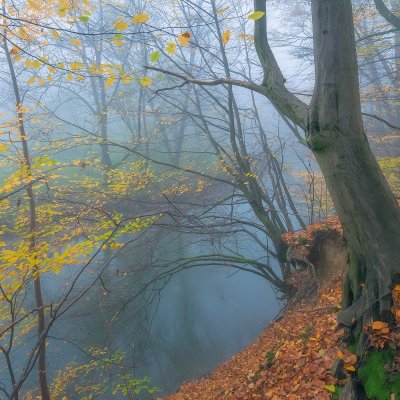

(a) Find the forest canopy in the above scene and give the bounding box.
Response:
[0,0,399,399]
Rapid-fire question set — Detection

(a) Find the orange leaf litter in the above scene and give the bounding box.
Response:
[159,275,343,400]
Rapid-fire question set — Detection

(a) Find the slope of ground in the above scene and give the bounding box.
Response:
[159,219,346,400]
[160,274,343,400]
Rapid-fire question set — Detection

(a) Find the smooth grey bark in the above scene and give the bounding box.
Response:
[147,0,400,312]
[307,0,400,320]
[252,0,400,339]
[374,0,400,29]
[147,0,399,396]
[253,2,400,395]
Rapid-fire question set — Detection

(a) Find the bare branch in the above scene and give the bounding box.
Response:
[362,112,400,131]
[253,0,309,129]
[373,0,400,30]
[144,65,269,97]
[0,307,47,339]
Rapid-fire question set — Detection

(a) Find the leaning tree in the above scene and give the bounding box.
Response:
[251,0,400,329]
[147,0,400,395]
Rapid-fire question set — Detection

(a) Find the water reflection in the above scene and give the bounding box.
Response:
[34,231,281,399]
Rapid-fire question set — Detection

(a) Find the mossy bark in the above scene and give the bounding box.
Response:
[308,1,400,398]
[252,1,400,394]
[310,0,400,324]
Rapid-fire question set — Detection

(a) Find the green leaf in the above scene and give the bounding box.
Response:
[79,16,89,22]
[248,11,265,20]
[150,51,160,63]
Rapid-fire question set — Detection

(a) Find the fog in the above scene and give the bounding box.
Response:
[0,0,398,398]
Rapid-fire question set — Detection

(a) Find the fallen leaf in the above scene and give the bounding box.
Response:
[372,321,388,330]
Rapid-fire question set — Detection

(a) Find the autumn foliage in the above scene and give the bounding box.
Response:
[161,214,400,400]
[160,274,344,400]
[281,217,343,247]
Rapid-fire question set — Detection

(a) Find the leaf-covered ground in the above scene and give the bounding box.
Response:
[160,273,344,400]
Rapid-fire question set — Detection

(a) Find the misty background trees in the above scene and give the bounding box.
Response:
[0,0,399,399]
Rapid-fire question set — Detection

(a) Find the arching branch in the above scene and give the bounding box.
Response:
[144,65,268,97]
[253,0,309,129]
[373,0,400,29]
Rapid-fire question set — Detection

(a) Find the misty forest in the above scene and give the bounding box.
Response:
[0,0,399,399]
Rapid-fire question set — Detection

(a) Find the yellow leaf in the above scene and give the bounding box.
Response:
[324,385,336,393]
[0,144,9,152]
[51,30,60,40]
[28,76,36,84]
[222,29,231,45]
[18,27,28,41]
[38,77,45,85]
[58,7,67,16]
[66,74,73,81]
[47,75,54,82]
[166,42,177,55]
[114,20,128,31]
[31,60,41,69]
[394,285,400,291]
[248,11,265,20]
[27,0,41,11]
[113,39,123,46]
[344,364,356,372]
[140,76,152,87]
[70,62,83,71]
[58,0,70,9]
[58,0,71,16]
[177,31,191,47]
[105,77,115,87]
[132,13,149,24]
[70,38,82,46]
[337,350,343,360]
[110,243,124,250]
[216,7,229,14]
[122,75,132,84]
[48,65,56,74]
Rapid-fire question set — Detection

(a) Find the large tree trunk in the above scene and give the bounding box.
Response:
[149,0,400,395]
[252,0,400,327]
[309,0,400,328]
[143,0,399,393]
[309,2,400,397]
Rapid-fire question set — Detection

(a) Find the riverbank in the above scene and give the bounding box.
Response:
[159,273,343,400]
[159,221,346,400]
